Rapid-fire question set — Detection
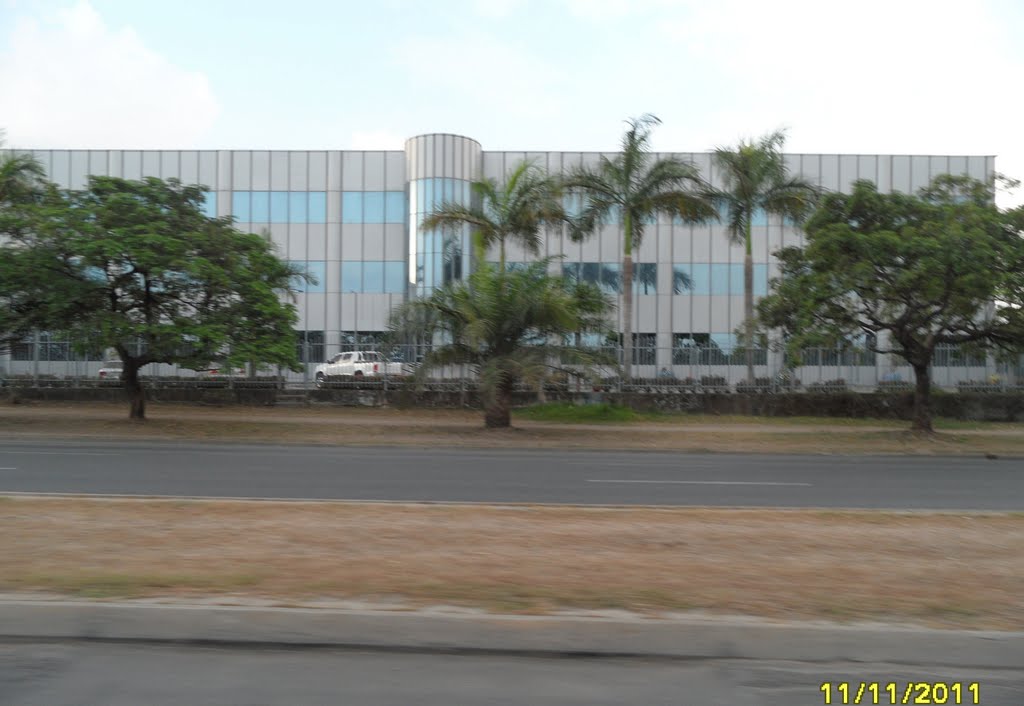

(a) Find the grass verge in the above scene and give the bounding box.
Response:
[3,497,1022,630]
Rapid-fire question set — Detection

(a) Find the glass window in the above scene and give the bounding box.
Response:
[754,263,768,297]
[363,261,384,293]
[633,263,657,295]
[232,192,250,222]
[384,261,406,293]
[677,264,710,295]
[270,191,289,223]
[296,330,324,363]
[250,191,270,222]
[752,207,769,227]
[632,333,657,365]
[288,192,308,224]
[305,261,325,294]
[341,192,363,224]
[200,191,217,218]
[385,191,405,223]
[424,180,435,210]
[710,264,731,296]
[341,261,362,292]
[711,333,735,353]
[364,192,385,224]
[729,263,744,295]
[308,192,326,223]
[562,262,581,283]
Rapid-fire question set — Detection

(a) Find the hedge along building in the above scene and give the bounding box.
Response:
[2,135,1001,387]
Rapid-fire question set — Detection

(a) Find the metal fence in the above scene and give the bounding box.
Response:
[3,339,1022,393]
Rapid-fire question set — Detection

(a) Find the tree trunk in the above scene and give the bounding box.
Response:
[622,255,634,384]
[744,230,755,383]
[911,362,933,433]
[122,361,146,420]
[484,381,512,428]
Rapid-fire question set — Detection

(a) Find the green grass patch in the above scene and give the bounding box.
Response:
[514,402,646,423]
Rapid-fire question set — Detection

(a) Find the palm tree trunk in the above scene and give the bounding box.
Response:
[744,220,754,383]
[484,379,513,428]
[499,238,506,272]
[622,214,634,383]
[744,252,754,383]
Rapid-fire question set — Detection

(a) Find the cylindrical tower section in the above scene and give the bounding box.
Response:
[405,133,482,297]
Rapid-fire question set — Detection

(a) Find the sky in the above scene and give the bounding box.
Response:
[1,0,1022,206]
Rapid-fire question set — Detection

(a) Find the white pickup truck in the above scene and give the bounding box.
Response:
[314,350,405,387]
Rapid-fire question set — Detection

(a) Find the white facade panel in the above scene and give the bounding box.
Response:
[363,152,386,190]
[342,153,364,190]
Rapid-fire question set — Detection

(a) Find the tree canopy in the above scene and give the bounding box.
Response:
[0,176,305,419]
[565,114,715,380]
[388,259,613,428]
[758,175,1024,432]
[708,130,819,381]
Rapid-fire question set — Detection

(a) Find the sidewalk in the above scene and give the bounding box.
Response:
[2,599,1022,668]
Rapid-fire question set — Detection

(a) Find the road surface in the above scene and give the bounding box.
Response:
[0,441,1020,509]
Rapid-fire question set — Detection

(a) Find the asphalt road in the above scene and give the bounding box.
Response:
[3,642,1021,706]
[0,441,1020,509]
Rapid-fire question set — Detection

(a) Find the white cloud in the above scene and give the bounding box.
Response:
[349,129,406,151]
[653,0,1024,206]
[470,0,526,18]
[0,1,219,149]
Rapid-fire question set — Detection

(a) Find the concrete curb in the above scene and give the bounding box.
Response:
[1,601,1021,667]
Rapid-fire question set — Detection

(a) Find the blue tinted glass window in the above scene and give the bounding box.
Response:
[754,264,768,297]
[250,191,270,222]
[562,263,581,283]
[288,261,306,292]
[710,264,731,295]
[307,192,326,223]
[341,192,363,224]
[384,261,406,293]
[270,191,289,223]
[671,265,693,294]
[200,191,217,218]
[364,192,385,224]
[599,263,621,294]
[341,262,362,292]
[363,261,384,293]
[679,263,710,295]
[288,192,307,224]
[305,261,325,294]
[385,192,405,223]
[728,264,743,295]
[634,263,657,294]
[416,181,426,211]
[752,207,768,227]
[232,192,250,222]
[424,180,435,210]
[711,333,735,352]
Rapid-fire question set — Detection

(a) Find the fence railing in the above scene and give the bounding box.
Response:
[3,344,1022,393]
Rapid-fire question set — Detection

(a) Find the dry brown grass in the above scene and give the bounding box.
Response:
[2,401,1023,455]
[3,496,1022,630]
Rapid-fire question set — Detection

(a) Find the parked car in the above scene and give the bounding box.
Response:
[97,361,123,380]
[198,362,247,379]
[314,351,404,387]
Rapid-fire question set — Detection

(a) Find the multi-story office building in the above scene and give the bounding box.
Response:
[3,134,1000,385]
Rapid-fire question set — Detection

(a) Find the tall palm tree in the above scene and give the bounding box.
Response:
[709,129,819,382]
[566,114,715,380]
[422,161,565,272]
[389,259,613,428]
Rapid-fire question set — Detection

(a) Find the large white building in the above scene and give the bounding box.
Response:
[3,134,1001,386]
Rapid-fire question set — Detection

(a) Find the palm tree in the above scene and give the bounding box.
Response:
[389,259,613,428]
[422,161,565,272]
[0,132,46,206]
[566,115,715,380]
[709,129,819,382]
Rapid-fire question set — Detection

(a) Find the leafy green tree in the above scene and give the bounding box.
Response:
[0,176,305,419]
[389,259,613,428]
[758,176,1024,432]
[566,114,715,380]
[422,161,565,271]
[709,130,819,382]
[0,137,46,207]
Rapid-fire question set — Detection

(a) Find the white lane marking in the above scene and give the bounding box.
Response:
[587,479,812,487]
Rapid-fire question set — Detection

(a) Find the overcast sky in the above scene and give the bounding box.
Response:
[2,0,1021,205]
